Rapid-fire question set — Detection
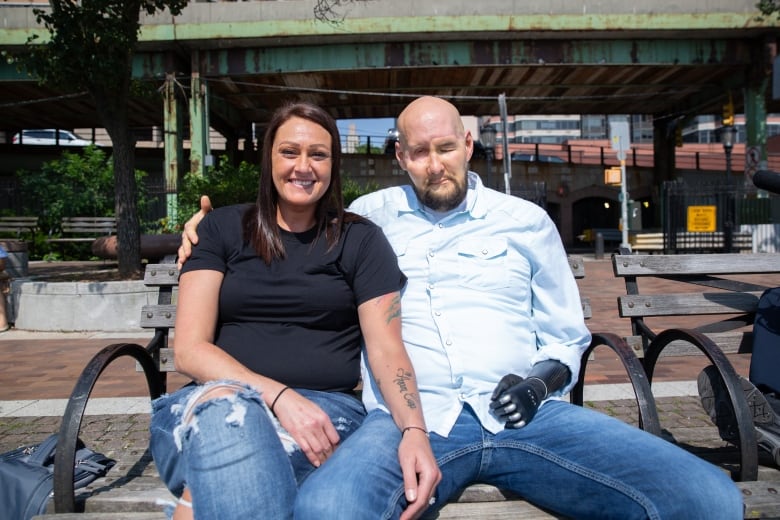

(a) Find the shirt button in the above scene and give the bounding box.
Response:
[459,393,466,401]
[428,283,434,290]
[428,250,435,257]
[445,339,452,346]
[438,223,444,228]
[482,249,489,255]
[434,311,441,316]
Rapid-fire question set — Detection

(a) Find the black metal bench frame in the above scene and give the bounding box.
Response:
[613,251,780,481]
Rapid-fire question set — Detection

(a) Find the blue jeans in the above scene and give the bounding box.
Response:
[295,401,743,520]
[150,381,365,519]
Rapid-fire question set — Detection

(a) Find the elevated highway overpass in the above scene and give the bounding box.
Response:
[0,0,778,247]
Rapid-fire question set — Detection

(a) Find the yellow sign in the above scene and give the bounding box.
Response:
[687,205,717,232]
[604,167,621,185]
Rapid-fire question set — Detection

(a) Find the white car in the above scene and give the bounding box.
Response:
[12,129,95,146]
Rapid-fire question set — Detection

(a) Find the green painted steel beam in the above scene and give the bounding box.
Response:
[3,37,755,83]
[137,14,775,43]
[140,39,755,79]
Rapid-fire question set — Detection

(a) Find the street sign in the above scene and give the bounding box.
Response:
[687,205,717,232]
[604,166,621,185]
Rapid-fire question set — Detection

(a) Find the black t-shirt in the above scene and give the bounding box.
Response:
[180,204,405,392]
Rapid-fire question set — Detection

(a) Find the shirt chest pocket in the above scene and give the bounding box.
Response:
[456,237,510,290]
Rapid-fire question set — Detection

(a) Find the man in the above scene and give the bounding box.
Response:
[181,96,743,519]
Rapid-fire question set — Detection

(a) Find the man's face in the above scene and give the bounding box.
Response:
[395,102,473,211]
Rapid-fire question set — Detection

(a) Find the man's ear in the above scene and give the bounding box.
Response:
[394,141,406,169]
[464,131,475,161]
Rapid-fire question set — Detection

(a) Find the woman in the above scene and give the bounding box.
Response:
[150,102,439,519]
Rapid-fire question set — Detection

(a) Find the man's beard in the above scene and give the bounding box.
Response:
[416,174,467,211]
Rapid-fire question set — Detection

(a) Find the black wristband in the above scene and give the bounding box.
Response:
[270,386,291,414]
[402,425,429,438]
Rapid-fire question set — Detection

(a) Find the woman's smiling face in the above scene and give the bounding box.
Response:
[271,115,333,212]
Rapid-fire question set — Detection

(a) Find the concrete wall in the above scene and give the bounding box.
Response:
[9,280,164,332]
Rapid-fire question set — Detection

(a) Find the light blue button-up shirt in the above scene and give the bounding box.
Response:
[350,172,591,436]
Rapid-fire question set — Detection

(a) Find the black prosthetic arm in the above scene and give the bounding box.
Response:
[489,360,571,429]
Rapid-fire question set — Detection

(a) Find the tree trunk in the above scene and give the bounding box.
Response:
[95,95,142,279]
[111,127,142,279]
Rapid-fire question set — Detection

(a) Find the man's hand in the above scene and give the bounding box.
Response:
[398,429,441,520]
[177,195,213,270]
[490,373,546,429]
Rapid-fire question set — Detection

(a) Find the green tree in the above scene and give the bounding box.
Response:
[176,156,260,229]
[757,0,780,18]
[17,146,149,260]
[21,1,187,278]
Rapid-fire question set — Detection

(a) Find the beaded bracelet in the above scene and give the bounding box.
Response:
[402,425,429,438]
[270,386,291,414]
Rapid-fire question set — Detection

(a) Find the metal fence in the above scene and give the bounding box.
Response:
[511,182,547,209]
[662,180,780,253]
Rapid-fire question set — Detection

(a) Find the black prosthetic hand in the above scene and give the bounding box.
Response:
[490,360,570,429]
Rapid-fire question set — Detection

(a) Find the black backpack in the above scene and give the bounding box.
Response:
[750,287,780,398]
[0,434,115,520]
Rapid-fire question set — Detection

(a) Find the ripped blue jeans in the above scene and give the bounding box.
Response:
[150,380,365,519]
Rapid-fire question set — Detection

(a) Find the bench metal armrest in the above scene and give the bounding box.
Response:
[643,328,758,482]
[571,331,661,436]
[53,343,165,513]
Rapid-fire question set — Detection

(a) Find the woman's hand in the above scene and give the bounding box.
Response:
[398,429,441,520]
[271,388,341,468]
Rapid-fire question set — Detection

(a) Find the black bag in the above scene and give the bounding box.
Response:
[0,434,115,520]
[750,287,780,396]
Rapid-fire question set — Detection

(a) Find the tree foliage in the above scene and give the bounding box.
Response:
[21,0,187,278]
[757,0,780,19]
[16,147,149,261]
[174,155,380,229]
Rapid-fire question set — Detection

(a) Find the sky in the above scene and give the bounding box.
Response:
[337,117,396,147]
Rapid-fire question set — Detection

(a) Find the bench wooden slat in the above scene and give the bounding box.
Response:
[143,264,180,286]
[0,216,39,236]
[140,304,176,329]
[47,216,116,244]
[614,253,780,276]
[618,292,763,317]
[627,332,753,357]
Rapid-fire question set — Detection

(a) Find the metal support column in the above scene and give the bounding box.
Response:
[744,78,769,187]
[189,51,210,177]
[163,74,184,225]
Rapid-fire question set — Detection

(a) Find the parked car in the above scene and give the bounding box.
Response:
[12,129,95,146]
[511,152,566,163]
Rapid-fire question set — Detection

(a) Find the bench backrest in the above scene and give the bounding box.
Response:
[60,216,116,236]
[613,252,780,355]
[0,216,39,237]
[139,255,590,378]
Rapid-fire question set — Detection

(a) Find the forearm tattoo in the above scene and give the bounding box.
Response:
[394,368,418,409]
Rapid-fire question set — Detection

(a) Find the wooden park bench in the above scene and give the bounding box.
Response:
[612,251,780,483]
[630,230,753,254]
[47,216,116,245]
[36,256,777,518]
[0,215,39,238]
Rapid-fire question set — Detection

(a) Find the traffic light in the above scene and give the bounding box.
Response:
[722,95,735,126]
[675,126,683,147]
